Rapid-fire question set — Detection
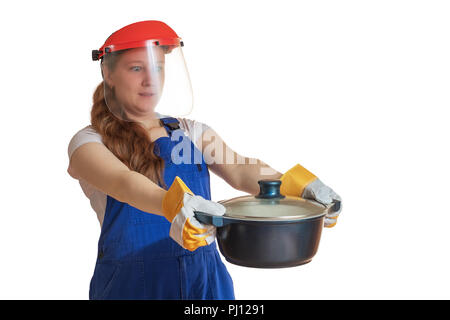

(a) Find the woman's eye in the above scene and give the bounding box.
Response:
[129,66,162,72]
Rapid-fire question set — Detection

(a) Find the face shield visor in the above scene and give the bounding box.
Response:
[100,39,193,121]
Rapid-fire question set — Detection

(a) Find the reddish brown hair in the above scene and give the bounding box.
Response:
[90,81,166,188]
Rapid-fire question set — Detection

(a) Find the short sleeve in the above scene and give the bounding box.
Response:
[68,125,104,161]
[177,118,211,148]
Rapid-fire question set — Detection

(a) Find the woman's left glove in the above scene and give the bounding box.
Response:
[162,176,226,251]
[280,164,342,228]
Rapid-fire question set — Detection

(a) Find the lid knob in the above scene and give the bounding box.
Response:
[255,180,286,199]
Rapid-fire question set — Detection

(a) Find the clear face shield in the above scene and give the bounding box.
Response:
[100,40,193,122]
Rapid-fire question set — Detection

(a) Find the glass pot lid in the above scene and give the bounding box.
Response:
[218,180,327,221]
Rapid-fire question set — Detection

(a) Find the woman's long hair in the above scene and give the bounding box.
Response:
[90,51,166,188]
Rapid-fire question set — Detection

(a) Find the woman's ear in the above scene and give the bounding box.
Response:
[101,64,114,88]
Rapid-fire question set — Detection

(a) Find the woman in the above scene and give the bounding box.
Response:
[67,20,342,300]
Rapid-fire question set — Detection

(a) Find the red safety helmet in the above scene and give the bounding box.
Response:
[92,20,183,61]
[92,20,193,121]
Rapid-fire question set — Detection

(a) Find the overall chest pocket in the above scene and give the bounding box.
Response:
[164,160,211,199]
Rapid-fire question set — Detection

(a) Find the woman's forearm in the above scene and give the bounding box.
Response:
[121,170,167,216]
[234,158,282,195]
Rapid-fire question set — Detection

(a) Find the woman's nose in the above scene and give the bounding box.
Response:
[142,74,151,86]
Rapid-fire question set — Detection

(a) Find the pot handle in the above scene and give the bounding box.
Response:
[326,200,342,213]
[194,211,233,227]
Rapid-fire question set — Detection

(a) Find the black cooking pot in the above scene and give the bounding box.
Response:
[195,179,340,268]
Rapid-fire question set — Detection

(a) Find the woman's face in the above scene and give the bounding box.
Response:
[104,47,166,120]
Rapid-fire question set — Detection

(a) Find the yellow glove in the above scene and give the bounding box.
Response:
[162,176,225,251]
[280,164,342,228]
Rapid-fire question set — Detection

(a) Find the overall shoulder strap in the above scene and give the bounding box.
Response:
[159,117,204,173]
[159,117,180,136]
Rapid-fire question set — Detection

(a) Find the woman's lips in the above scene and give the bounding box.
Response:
[139,93,154,97]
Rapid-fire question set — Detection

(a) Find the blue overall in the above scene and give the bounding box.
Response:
[89,118,235,300]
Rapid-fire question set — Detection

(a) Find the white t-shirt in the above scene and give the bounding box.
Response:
[67,117,210,226]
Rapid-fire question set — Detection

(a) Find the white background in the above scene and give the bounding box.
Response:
[1,0,449,299]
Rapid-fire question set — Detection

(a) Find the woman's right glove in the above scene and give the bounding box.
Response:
[162,176,225,251]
